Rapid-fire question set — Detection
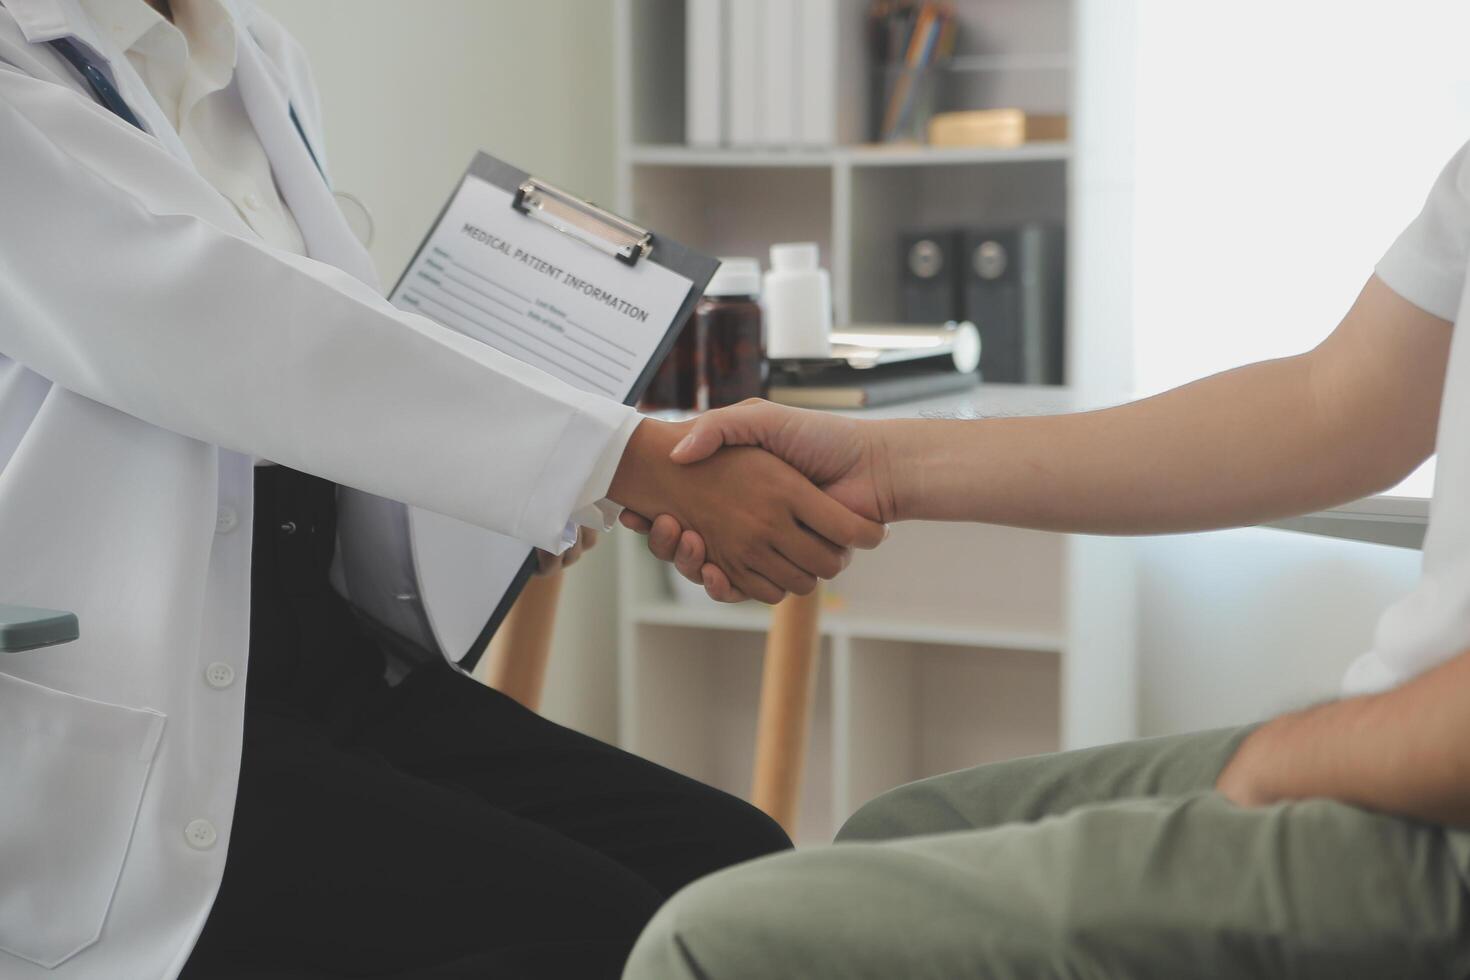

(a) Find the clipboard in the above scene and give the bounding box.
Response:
[389,152,719,672]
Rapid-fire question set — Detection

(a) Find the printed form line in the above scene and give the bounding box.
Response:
[417,264,634,375]
[432,244,642,362]
[436,269,523,316]
[430,248,532,304]
[565,316,638,358]
[558,330,632,372]
[402,290,619,397]
[424,278,624,384]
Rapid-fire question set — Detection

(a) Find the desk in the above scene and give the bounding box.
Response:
[1266,495,1429,550]
[835,382,1082,422]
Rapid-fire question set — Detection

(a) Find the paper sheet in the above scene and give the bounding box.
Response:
[392,174,692,401]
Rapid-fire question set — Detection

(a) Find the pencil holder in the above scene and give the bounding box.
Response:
[874,64,943,143]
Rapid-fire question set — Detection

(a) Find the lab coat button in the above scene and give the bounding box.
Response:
[204,662,235,689]
[184,819,217,851]
[243,191,263,211]
[215,506,239,534]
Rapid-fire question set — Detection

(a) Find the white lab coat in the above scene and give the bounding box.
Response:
[0,0,637,975]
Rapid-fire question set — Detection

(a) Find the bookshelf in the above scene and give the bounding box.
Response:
[615,0,1075,330]
[625,141,1071,166]
[610,0,1139,844]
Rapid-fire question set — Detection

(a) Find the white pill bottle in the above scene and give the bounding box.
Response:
[762,242,833,360]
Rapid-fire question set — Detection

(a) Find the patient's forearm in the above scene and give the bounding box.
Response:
[876,279,1443,533]
[878,357,1359,531]
[1217,650,1470,827]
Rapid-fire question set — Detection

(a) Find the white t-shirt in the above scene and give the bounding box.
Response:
[1344,142,1470,694]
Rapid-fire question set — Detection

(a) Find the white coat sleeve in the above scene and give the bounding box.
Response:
[0,66,639,553]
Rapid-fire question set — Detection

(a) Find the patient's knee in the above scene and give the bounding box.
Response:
[838,761,1034,842]
[836,789,907,842]
[622,898,697,980]
[623,867,769,980]
[836,779,957,842]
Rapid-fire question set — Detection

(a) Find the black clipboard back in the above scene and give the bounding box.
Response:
[390,151,720,671]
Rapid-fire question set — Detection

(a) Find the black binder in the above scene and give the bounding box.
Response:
[961,223,1065,385]
[900,229,962,324]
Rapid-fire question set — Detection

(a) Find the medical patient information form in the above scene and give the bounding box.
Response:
[392,170,692,401]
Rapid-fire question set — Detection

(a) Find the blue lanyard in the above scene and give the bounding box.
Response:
[48,37,144,131]
[47,37,326,184]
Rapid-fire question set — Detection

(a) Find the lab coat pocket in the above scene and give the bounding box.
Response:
[0,672,165,968]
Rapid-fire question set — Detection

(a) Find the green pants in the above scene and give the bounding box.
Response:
[624,727,1470,979]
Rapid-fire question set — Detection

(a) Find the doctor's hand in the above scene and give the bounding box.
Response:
[533,527,598,576]
[618,401,894,602]
[608,418,887,604]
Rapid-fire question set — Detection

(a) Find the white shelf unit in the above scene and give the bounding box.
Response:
[611,0,1139,845]
[614,0,1074,331]
[625,142,1072,167]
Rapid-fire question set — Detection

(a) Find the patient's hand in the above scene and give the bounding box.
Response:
[620,401,892,601]
[677,400,889,521]
[532,527,598,576]
[608,417,885,604]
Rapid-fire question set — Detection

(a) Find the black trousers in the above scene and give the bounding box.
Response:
[182,468,791,979]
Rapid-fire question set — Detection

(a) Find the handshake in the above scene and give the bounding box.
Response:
[607,400,894,604]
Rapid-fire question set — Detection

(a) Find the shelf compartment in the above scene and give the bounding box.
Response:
[622,623,837,847]
[631,520,1067,647]
[846,142,1070,167]
[947,54,1073,73]
[847,158,1067,325]
[626,520,1064,658]
[621,0,685,146]
[626,143,1071,168]
[834,639,1061,826]
[939,0,1073,114]
[627,145,839,168]
[632,600,1063,653]
[828,520,1066,637]
[627,164,833,275]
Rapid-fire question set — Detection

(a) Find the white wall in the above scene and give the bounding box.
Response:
[1128,1,1468,735]
[1133,0,1470,394]
[1137,529,1421,734]
[253,0,617,283]
[257,0,622,740]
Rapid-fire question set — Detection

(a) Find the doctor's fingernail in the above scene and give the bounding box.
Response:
[672,434,695,457]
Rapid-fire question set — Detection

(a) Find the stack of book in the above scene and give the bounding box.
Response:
[768,322,981,409]
[685,0,866,148]
[927,108,1070,148]
[768,362,979,409]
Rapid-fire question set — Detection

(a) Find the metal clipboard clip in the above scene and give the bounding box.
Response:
[511,177,653,267]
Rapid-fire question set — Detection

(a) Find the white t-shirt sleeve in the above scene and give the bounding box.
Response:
[1376,141,1470,322]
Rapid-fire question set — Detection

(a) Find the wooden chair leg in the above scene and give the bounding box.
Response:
[480,569,564,712]
[751,585,824,837]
